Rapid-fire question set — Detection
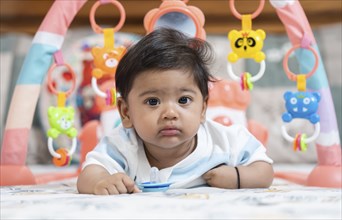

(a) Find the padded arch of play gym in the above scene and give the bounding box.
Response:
[0,0,341,187]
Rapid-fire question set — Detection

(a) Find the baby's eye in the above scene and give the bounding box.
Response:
[146,98,160,106]
[178,97,192,105]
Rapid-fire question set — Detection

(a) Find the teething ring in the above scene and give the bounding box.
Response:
[283,44,319,82]
[90,0,126,34]
[229,0,265,19]
[281,122,320,144]
[227,60,265,82]
[91,77,117,106]
[91,77,107,98]
[47,63,76,96]
[52,148,72,167]
[48,137,77,159]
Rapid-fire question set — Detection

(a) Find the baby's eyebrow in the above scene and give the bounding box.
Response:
[179,88,197,95]
[138,89,159,97]
[138,87,198,97]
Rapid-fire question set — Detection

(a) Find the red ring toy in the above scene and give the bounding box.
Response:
[283,44,319,82]
[90,0,126,34]
[52,148,71,167]
[229,0,265,19]
[47,63,76,96]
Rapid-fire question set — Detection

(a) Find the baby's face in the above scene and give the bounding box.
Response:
[125,69,207,151]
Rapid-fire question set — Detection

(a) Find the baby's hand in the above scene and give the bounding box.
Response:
[202,165,237,189]
[94,173,140,195]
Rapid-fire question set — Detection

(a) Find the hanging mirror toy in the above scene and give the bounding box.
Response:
[46,50,77,166]
[281,37,321,152]
[144,0,206,39]
[227,0,266,90]
[89,0,127,106]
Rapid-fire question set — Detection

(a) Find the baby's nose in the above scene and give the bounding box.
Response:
[162,103,178,120]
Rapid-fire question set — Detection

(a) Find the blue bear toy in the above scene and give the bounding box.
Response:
[282,91,320,124]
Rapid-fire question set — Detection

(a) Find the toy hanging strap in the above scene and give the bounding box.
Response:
[242,14,252,30]
[104,28,115,49]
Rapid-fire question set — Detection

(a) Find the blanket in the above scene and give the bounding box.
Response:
[1,164,341,219]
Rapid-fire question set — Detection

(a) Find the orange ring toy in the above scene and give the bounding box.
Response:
[47,63,76,97]
[283,44,319,82]
[229,0,265,19]
[52,148,71,167]
[90,0,126,34]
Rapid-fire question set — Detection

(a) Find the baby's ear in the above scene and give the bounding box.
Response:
[201,96,208,123]
[117,98,133,128]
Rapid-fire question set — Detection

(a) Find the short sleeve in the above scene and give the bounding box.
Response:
[82,136,128,174]
[228,125,273,166]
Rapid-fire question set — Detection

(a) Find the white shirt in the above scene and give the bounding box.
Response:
[83,119,273,188]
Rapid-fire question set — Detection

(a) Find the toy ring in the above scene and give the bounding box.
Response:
[91,77,117,106]
[52,148,72,166]
[281,122,320,144]
[47,63,76,96]
[48,137,77,159]
[227,60,265,82]
[91,77,107,98]
[90,0,126,34]
[229,0,265,19]
[283,44,319,82]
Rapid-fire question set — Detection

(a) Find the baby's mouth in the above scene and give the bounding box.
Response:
[159,127,180,136]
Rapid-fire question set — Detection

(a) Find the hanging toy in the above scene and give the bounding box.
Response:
[89,0,127,106]
[282,91,321,124]
[281,35,321,151]
[226,0,266,91]
[46,51,78,166]
[143,0,206,40]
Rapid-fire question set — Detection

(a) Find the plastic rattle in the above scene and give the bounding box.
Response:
[144,0,206,39]
[281,38,321,150]
[227,0,266,63]
[226,0,266,90]
[46,51,78,166]
[281,90,321,151]
[90,0,127,106]
[227,60,265,91]
[137,167,172,192]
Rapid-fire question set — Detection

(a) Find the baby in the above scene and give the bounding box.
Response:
[77,28,273,195]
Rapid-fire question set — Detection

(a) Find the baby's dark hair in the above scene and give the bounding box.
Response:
[115,28,215,101]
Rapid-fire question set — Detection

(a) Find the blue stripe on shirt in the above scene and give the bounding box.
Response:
[169,153,229,182]
[236,136,261,165]
[94,137,127,170]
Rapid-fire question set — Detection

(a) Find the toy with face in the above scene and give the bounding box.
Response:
[144,0,206,39]
[282,91,321,124]
[228,29,266,63]
[47,106,77,139]
[91,46,126,79]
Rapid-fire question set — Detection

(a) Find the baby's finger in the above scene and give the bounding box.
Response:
[94,187,109,195]
[122,175,140,193]
[106,184,120,195]
[132,185,141,193]
[115,181,129,194]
